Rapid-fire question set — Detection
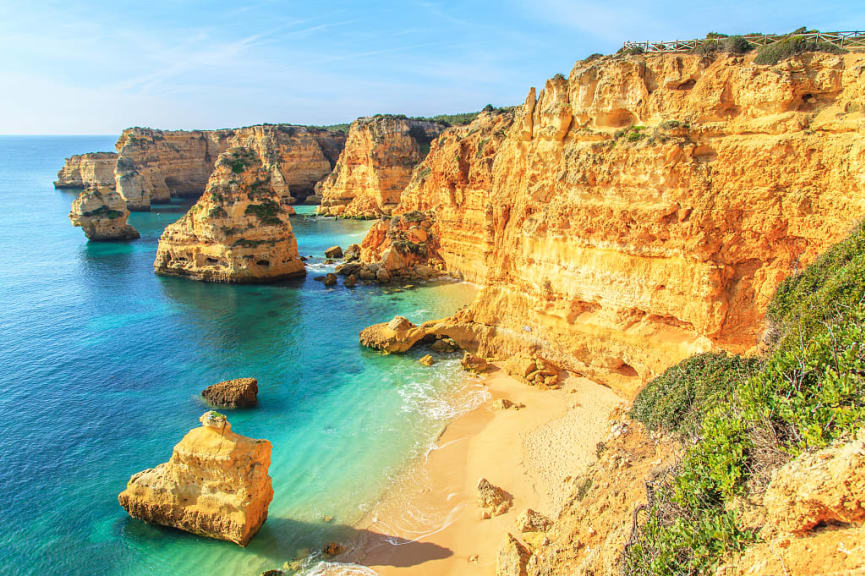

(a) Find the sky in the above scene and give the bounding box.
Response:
[1,0,863,134]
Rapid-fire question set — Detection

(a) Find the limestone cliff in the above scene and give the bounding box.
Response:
[153,146,305,282]
[118,412,273,546]
[366,52,865,399]
[55,152,117,189]
[68,185,139,241]
[316,115,445,218]
[114,125,345,210]
[360,110,515,281]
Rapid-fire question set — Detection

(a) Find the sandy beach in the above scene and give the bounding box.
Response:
[348,365,622,575]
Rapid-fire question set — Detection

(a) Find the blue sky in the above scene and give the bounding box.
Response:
[1,0,863,134]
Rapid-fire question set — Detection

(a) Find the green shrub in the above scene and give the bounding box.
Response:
[625,221,865,575]
[245,200,283,225]
[694,35,752,56]
[208,205,227,219]
[632,352,761,437]
[754,35,845,65]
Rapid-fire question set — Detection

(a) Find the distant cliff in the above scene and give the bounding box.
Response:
[316,115,445,218]
[54,152,117,189]
[115,125,346,210]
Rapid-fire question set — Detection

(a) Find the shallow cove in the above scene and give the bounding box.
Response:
[0,136,480,575]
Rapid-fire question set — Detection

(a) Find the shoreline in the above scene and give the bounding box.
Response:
[344,365,622,575]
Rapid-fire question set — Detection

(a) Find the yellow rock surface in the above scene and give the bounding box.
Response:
[118,412,273,546]
[317,115,445,218]
[114,125,344,210]
[153,146,305,282]
[54,152,117,189]
[68,185,139,241]
[364,52,865,399]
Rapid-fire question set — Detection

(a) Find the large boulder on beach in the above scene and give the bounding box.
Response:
[118,411,273,546]
[202,377,258,408]
[461,352,489,373]
[478,478,512,519]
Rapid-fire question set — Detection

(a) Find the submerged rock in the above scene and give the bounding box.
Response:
[68,185,139,241]
[118,411,273,546]
[323,273,337,287]
[201,377,258,408]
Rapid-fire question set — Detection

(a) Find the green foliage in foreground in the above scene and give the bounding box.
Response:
[626,221,865,575]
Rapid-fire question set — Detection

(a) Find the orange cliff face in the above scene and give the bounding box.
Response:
[54,152,117,189]
[114,126,345,210]
[363,52,865,399]
[153,146,305,283]
[316,115,445,218]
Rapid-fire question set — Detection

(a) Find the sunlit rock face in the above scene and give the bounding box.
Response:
[153,146,305,283]
[68,185,139,241]
[114,125,345,210]
[365,52,865,398]
[118,412,273,547]
[316,115,446,218]
[55,152,118,189]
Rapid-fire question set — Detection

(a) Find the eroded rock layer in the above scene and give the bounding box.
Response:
[114,125,345,210]
[367,52,865,398]
[118,412,273,546]
[55,152,118,189]
[316,115,445,218]
[153,146,305,282]
[68,185,139,241]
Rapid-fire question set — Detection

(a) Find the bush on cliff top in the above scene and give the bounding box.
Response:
[625,221,865,576]
[753,34,846,65]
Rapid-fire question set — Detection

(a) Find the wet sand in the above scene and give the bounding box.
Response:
[349,366,622,575]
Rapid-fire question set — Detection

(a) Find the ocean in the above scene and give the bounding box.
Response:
[0,136,482,575]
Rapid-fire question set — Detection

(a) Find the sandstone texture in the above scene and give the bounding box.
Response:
[719,429,865,576]
[114,125,345,210]
[316,115,445,218]
[362,109,515,281]
[478,477,512,519]
[68,185,139,241]
[361,52,865,399]
[153,146,305,282]
[118,411,273,546]
[55,152,117,189]
[201,377,258,408]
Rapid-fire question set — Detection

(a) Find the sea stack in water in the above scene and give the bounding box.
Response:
[118,411,273,546]
[202,377,258,408]
[153,147,305,282]
[316,115,445,218]
[68,185,139,241]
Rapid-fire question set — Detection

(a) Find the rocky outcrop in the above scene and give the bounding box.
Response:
[153,146,305,282]
[498,534,530,576]
[114,125,345,210]
[68,185,139,241]
[362,52,865,399]
[118,411,273,546]
[316,115,445,218]
[55,152,117,189]
[478,477,512,519]
[363,109,515,281]
[719,429,865,576]
[202,378,258,408]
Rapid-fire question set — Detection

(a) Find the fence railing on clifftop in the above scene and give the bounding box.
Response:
[623,31,865,53]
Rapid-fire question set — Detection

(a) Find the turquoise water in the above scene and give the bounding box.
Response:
[0,137,480,575]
